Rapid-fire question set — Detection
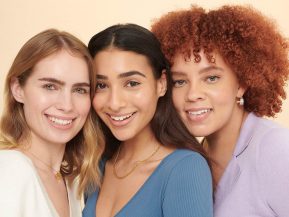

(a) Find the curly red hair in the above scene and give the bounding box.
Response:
[151,5,289,117]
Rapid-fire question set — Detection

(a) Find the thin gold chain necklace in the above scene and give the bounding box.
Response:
[28,151,63,181]
[113,145,161,179]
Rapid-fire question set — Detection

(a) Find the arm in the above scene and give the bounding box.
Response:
[162,153,213,217]
[258,128,289,216]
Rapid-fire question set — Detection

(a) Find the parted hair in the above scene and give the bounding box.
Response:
[0,29,104,196]
[88,23,207,159]
[151,5,289,117]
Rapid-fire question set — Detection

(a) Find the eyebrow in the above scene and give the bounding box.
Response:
[96,70,146,80]
[199,66,224,73]
[72,82,90,88]
[171,66,224,75]
[171,71,187,76]
[38,77,90,87]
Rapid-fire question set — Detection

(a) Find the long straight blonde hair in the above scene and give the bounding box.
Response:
[0,29,104,197]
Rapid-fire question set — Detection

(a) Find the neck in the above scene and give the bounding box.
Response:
[119,127,160,163]
[206,109,248,169]
[21,134,66,171]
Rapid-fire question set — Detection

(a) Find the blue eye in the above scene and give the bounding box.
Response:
[172,80,186,87]
[43,83,56,90]
[74,88,89,94]
[206,76,219,83]
[126,81,140,87]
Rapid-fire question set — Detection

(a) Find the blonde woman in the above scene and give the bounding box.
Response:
[0,29,104,217]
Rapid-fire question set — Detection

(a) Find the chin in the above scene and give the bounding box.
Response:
[111,132,135,142]
[47,135,76,145]
[187,127,211,138]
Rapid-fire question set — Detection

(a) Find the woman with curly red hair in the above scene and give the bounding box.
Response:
[152,5,289,217]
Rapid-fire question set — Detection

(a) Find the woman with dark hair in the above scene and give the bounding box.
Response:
[83,24,213,217]
[152,5,289,217]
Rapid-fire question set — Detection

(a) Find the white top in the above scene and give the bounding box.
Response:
[0,150,82,217]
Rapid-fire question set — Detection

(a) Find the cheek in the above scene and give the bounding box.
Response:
[134,87,158,108]
[92,94,103,114]
[82,99,91,115]
[208,88,236,106]
[23,95,50,114]
[75,96,91,117]
[172,89,183,111]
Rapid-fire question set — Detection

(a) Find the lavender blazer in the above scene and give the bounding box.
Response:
[214,113,289,217]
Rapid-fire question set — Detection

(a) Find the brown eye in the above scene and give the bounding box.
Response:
[96,82,107,90]
[126,81,140,87]
[172,80,186,87]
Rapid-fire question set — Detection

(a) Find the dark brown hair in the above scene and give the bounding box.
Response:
[88,23,207,159]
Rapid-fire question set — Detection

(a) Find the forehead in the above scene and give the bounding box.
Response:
[93,49,153,77]
[171,50,231,72]
[30,50,89,82]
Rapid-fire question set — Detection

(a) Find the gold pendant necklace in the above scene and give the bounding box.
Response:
[27,151,63,181]
[113,144,161,179]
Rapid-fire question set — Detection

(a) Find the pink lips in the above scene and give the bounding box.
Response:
[186,108,212,122]
[46,114,75,130]
[107,112,136,127]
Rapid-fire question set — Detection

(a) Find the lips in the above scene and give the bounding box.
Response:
[185,108,212,122]
[188,109,212,116]
[46,114,75,127]
[110,112,135,121]
[106,112,136,127]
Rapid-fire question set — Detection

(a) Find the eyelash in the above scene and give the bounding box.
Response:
[95,80,141,91]
[172,80,186,88]
[42,83,56,90]
[96,82,107,90]
[73,88,89,94]
[206,75,220,83]
[125,80,140,87]
[42,83,88,94]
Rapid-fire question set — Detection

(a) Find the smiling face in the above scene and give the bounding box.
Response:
[11,49,91,146]
[171,50,245,138]
[92,49,166,141]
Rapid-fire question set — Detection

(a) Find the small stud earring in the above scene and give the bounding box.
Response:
[237,97,244,106]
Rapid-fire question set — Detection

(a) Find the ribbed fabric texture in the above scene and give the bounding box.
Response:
[83,149,213,217]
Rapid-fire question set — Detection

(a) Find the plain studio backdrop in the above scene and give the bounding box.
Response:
[0,0,288,127]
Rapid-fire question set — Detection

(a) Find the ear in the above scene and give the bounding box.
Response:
[237,84,247,98]
[10,77,25,103]
[157,70,167,97]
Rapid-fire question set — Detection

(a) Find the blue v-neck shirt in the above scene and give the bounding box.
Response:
[83,149,213,217]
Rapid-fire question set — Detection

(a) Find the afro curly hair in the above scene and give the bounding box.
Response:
[151,5,289,117]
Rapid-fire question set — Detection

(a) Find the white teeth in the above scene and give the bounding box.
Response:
[48,116,72,125]
[188,109,211,115]
[110,113,133,121]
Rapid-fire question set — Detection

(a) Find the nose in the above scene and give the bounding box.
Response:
[185,81,205,102]
[55,90,74,112]
[107,87,126,112]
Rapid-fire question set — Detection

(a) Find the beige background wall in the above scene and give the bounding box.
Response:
[1,0,288,127]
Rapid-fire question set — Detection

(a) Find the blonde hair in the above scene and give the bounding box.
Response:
[0,29,104,196]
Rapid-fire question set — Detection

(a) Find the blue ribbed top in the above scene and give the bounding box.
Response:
[83,149,213,217]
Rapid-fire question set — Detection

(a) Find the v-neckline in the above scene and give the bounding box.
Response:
[14,150,72,217]
[95,149,180,216]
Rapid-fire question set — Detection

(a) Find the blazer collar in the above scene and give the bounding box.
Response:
[214,113,257,206]
[233,112,257,157]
